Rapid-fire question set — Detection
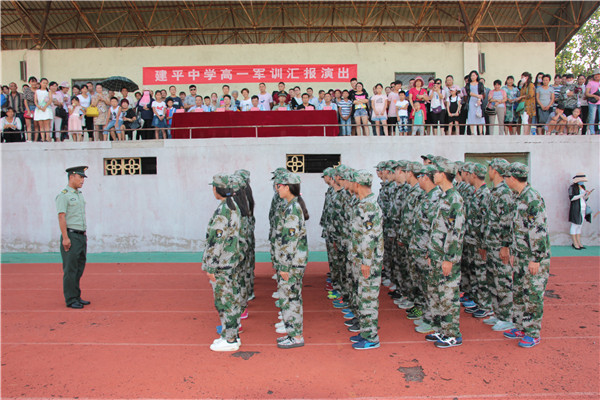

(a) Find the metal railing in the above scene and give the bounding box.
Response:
[1,121,598,143]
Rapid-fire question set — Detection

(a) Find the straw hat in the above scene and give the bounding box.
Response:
[572,173,588,184]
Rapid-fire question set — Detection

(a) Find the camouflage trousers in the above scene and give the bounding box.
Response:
[488,248,513,322]
[382,235,395,281]
[460,243,477,298]
[277,267,305,338]
[410,251,430,319]
[393,244,411,297]
[470,247,489,310]
[245,230,256,300]
[352,261,382,342]
[238,238,250,310]
[325,238,342,293]
[429,260,462,338]
[512,254,550,338]
[210,268,242,342]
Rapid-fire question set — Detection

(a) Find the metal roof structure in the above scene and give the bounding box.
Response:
[1,1,598,54]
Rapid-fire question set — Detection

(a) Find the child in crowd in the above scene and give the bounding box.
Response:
[567,107,583,135]
[446,86,462,135]
[395,91,409,136]
[338,90,353,136]
[411,100,425,136]
[546,105,568,135]
[166,98,176,138]
[103,96,121,141]
[68,96,83,142]
[119,99,137,141]
[371,83,388,136]
[152,91,168,139]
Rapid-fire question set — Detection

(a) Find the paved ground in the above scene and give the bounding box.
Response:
[1,254,599,399]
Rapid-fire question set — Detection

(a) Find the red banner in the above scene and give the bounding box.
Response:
[143,64,357,85]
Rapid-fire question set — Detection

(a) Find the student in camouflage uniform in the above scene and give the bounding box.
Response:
[463,163,493,319]
[348,170,384,350]
[235,169,256,302]
[481,158,516,332]
[457,162,476,306]
[377,162,394,285]
[426,158,466,348]
[272,172,309,349]
[399,161,425,320]
[503,163,551,348]
[320,168,338,295]
[203,174,244,352]
[409,164,443,334]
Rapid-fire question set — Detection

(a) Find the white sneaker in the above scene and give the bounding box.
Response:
[212,337,225,345]
[492,320,515,331]
[413,318,423,326]
[397,299,414,309]
[276,326,287,334]
[272,273,277,280]
[483,316,499,325]
[210,339,240,352]
[275,321,285,329]
[382,279,392,287]
[272,291,280,299]
[389,284,397,291]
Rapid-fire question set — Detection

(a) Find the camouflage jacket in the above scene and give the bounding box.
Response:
[269,191,285,240]
[510,185,551,262]
[202,201,242,274]
[325,188,345,243]
[350,193,384,268]
[320,186,335,239]
[409,186,442,255]
[398,183,424,245]
[428,187,466,264]
[483,181,515,250]
[382,181,397,233]
[273,197,309,272]
[340,189,357,249]
[389,183,408,238]
[464,184,491,248]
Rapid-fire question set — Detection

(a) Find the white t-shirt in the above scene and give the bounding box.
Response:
[152,101,166,116]
[371,94,387,117]
[258,93,273,110]
[395,99,409,117]
[239,99,253,111]
[109,105,120,121]
[77,94,91,108]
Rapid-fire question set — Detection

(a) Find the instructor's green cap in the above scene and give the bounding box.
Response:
[66,166,88,178]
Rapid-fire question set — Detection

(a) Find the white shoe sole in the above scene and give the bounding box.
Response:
[275,326,287,334]
[210,342,240,352]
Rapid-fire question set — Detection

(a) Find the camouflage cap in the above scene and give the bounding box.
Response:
[271,167,288,175]
[229,174,244,191]
[385,160,398,172]
[411,163,426,175]
[407,161,423,173]
[210,173,233,189]
[433,157,458,175]
[420,154,435,162]
[375,161,387,171]
[471,163,487,178]
[395,160,409,170]
[235,169,251,181]
[487,158,510,175]
[274,172,302,185]
[343,167,356,181]
[506,162,529,178]
[334,164,348,177]
[423,165,438,175]
[462,161,475,173]
[321,167,333,178]
[353,169,373,186]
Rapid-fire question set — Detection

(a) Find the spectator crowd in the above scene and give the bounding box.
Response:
[1,68,599,143]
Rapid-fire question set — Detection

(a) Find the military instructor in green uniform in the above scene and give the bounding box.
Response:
[56,166,90,309]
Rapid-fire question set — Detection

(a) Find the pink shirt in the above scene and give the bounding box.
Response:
[587,80,600,105]
[387,91,400,116]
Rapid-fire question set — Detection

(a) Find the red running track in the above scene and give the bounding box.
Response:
[1,257,599,399]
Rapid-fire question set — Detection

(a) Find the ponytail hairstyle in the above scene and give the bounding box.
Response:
[233,188,250,217]
[244,185,255,216]
[215,186,236,211]
[287,183,309,221]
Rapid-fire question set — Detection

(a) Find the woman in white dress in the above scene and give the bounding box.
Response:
[34,78,53,142]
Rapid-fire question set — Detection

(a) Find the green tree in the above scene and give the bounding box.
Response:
[556,8,600,76]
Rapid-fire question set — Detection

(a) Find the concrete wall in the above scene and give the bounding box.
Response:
[1,136,598,254]
[1,42,555,94]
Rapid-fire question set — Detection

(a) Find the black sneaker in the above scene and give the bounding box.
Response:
[344,317,358,327]
[347,323,360,332]
[464,306,478,314]
[391,291,403,300]
[425,332,443,342]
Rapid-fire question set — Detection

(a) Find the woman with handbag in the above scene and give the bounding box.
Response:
[487,80,507,135]
[77,85,94,141]
[516,72,536,135]
[568,173,592,250]
[91,84,109,141]
[465,70,485,135]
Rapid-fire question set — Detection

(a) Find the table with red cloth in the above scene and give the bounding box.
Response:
[170,110,339,138]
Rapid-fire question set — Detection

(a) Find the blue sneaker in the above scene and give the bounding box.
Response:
[326,278,332,283]
[350,335,364,343]
[473,309,494,318]
[503,328,525,339]
[352,339,380,350]
[343,312,355,319]
[462,300,476,308]
[216,325,222,334]
[435,336,463,348]
[341,308,351,313]
[334,302,349,309]
[518,335,540,348]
